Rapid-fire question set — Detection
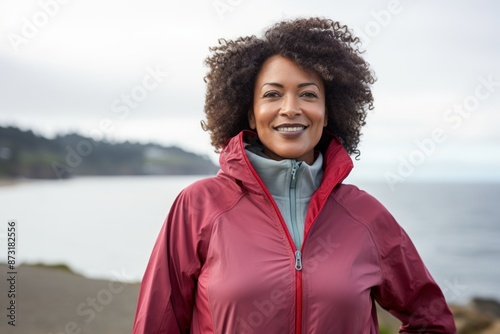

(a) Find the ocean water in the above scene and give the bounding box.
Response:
[0,176,498,304]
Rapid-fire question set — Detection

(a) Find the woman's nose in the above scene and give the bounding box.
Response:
[279,95,301,117]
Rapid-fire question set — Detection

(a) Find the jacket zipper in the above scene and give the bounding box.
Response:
[294,250,302,270]
[295,263,303,334]
[242,147,305,334]
[289,161,301,249]
[290,161,303,334]
[239,132,353,334]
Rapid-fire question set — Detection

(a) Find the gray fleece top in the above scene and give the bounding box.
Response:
[245,145,324,249]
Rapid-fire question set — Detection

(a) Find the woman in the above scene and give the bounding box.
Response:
[133,18,456,333]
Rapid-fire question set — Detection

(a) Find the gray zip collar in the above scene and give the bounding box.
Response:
[245,145,324,249]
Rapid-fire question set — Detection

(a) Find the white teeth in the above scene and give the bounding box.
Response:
[276,126,305,132]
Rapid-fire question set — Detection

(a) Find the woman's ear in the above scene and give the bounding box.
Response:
[248,110,256,130]
[323,111,328,127]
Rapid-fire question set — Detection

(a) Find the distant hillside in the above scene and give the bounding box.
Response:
[0,126,219,179]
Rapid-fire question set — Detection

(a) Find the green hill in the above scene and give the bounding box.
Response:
[0,126,219,179]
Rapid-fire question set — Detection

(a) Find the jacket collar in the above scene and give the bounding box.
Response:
[245,145,324,200]
[219,130,353,201]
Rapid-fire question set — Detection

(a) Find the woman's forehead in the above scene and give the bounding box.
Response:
[255,55,323,87]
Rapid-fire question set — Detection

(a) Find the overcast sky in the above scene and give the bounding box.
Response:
[1,0,499,184]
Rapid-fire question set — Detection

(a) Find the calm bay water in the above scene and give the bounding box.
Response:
[0,176,498,304]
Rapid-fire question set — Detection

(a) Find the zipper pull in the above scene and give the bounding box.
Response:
[290,161,300,189]
[295,250,302,271]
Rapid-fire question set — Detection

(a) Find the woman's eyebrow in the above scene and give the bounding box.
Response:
[297,82,319,88]
[261,82,319,89]
[261,82,284,88]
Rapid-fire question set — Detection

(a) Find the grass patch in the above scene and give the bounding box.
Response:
[379,326,392,334]
[26,262,76,274]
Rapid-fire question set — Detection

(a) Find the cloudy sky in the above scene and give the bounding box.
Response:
[1,0,499,184]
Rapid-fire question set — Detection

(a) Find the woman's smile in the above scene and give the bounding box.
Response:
[249,55,327,165]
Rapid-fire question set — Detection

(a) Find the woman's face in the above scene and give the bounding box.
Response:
[249,55,327,165]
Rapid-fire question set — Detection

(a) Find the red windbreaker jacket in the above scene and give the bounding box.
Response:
[133,131,456,333]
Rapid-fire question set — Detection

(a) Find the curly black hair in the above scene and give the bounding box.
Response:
[202,17,376,156]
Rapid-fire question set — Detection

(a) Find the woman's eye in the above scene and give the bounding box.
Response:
[301,92,318,98]
[263,91,281,98]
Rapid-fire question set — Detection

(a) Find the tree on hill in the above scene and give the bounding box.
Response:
[0,126,218,179]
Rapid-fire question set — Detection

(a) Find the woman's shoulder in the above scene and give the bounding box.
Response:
[330,183,403,235]
[174,173,246,214]
[331,183,385,210]
[181,173,242,198]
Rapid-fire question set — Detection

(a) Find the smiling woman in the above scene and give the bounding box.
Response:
[249,55,327,165]
[133,17,456,334]
[202,18,375,158]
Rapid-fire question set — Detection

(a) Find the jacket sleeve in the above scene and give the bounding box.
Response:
[370,204,456,333]
[132,187,210,334]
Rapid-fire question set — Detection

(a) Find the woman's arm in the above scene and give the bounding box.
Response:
[132,190,204,334]
[371,206,456,333]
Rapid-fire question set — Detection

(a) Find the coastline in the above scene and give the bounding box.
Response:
[1,263,499,333]
[0,178,19,187]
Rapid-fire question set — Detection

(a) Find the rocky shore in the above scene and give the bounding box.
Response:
[0,263,498,333]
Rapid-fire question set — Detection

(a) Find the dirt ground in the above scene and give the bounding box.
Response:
[0,263,139,334]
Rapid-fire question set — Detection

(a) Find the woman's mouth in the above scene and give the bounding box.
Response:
[273,124,308,137]
[276,126,306,133]
[274,124,308,133]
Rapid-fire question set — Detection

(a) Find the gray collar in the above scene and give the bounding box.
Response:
[245,145,324,199]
